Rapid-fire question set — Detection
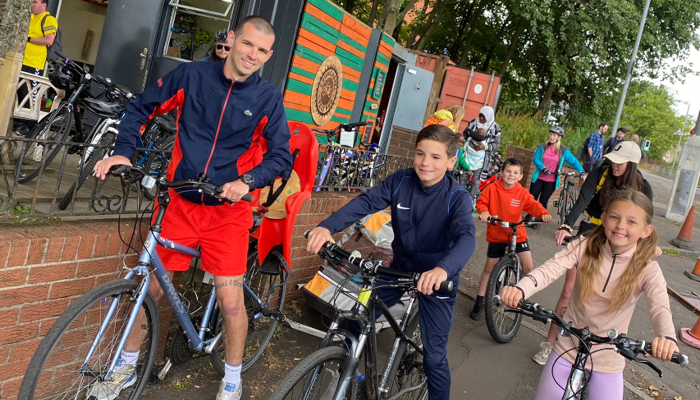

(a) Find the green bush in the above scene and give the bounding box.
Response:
[497,110,588,158]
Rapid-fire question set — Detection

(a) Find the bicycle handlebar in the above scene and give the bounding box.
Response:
[304,230,453,294]
[554,169,585,178]
[510,299,689,374]
[109,165,253,203]
[486,216,543,228]
[311,121,370,139]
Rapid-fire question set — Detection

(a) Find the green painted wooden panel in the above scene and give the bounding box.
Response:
[338,32,367,53]
[336,47,364,71]
[287,79,313,96]
[285,109,314,124]
[335,106,352,116]
[307,0,344,22]
[295,45,327,65]
[342,79,358,93]
[331,114,350,124]
[381,33,395,47]
[300,14,339,45]
[376,52,390,67]
[290,66,316,80]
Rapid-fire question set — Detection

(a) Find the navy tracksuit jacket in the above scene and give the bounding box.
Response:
[112,61,293,205]
[318,168,476,400]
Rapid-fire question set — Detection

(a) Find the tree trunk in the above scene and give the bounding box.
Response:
[536,80,556,118]
[497,17,526,76]
[412,5,447,51]
[379,0,401,35]
[391,0,419,38]
[0,0,32,56]
[481,18,508,71]
[459,0,487,66]
[406,0,434,47]
[367,0,381,27]
[344,0,357,14]
[450,1,474,57]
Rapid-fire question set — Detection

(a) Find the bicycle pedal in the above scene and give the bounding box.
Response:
[157,359,172,381]
[553,201,560,207]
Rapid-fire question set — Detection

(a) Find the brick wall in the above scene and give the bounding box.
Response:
[386,126,419,157]
[0,220,171,399]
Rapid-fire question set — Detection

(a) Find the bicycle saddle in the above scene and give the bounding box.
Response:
[158,113,177,134]
[82,97,123,119]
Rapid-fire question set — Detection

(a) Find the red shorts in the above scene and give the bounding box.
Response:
[155,193,252,276]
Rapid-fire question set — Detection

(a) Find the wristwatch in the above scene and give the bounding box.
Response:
[240,173,255,191]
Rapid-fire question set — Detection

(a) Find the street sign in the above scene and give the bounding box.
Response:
[642,139,651,151]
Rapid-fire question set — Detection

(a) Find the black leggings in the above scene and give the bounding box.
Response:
[529,179,556,209]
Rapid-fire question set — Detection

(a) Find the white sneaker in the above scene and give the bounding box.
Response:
[216,381,242,400]
[532,341,553,365]
[87,360,136,400]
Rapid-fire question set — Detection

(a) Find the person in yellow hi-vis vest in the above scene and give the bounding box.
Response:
[16,0,58,136]
[424,105,464,133]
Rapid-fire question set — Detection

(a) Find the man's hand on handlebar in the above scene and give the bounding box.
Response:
[221,180,251,203]
[417,267,448,296]
[541,214,552,223]
[555,229,572,246]
[648,336,680,362]
[306,227,334,254]
[479,211,492,223]
[500,286,524,308]
[94,156,132,180]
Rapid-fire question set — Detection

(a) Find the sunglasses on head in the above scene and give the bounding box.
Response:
[216,44,231,51]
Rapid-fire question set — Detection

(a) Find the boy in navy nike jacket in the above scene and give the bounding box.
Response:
[307,125,476,400]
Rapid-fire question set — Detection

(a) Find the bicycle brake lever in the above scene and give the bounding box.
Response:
[622,350,664,377]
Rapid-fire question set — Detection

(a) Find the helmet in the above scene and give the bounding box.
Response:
[549,126,565,136]
[195,29,213,44]
[213,29,228,44]
[49,64,74,91]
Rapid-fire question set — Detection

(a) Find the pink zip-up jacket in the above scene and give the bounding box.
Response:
[516,238,676,373]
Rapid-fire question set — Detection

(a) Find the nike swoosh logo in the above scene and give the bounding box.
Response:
[397,203,410,210]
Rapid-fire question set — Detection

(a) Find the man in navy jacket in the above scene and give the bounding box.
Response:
[94,16,291,400]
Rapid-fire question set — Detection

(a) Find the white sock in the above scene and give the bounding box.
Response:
[119,350,140,366]
[223,363,242,389]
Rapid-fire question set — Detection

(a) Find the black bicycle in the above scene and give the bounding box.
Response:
[508,298,689,400]
[269,235,452,400]
[483,216,542,343]
[552,169,582,226]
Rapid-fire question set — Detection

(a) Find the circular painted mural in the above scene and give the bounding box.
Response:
[311,56,343,126]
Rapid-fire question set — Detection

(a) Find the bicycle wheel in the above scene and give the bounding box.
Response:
[383,309,428,400]
[484,258,523,343]
[58,131,116,210]
[268,346,349,400]
[210,251,288,374]
[15,104,73,184]
[557,190,568,226]
[19,279,159,400]
[142,134,175,200]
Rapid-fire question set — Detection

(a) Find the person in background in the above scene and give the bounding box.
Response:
[16,0,57,136]
[584,122,608,172]
[603,125,630,155]
[526,126,584,229]
[424,105,465,133]
[202,30,233,62]
[462,106,501,201]
[630,134,646,159]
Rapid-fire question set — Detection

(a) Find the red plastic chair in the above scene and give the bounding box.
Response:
[256,122,319,271]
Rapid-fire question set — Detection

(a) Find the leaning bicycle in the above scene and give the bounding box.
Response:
[552,169,582,226]
[508,299,689,400]
[270,236,452,400]
[483,216,542,343]
[18,166,287,399]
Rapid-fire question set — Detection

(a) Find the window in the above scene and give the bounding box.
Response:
[164,0,235,61]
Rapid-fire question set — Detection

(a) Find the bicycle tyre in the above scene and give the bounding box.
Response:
[268,346,349,400]
[15,104,73,184]
[484,258,523,343]
[18,279,159,400]
[383,308,428,400]
[142,134,175,200]
[557,189,567,226]
[58,131,116,210]
[210,251,288,374]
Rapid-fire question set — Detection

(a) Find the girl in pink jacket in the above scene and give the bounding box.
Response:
[501,188,679,400]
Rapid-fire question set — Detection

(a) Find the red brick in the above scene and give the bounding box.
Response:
[39,317,58,336]
[0,268,28,289]
[26,239,48,265]
[76,259,120,278]
[0,359,30,389]
[19,299,70,323]
[2,376,23,399]
[92,234,110,258]
[0,347,9,364]
[0,323,38,346]
[0,241,10,268]
[6,240,29,268]
[7,339,41,363]
[44,238,64,263]
[77,235,95,260]
[28,263,77,284]
[61,236,80,261]
[49,277,95,299]
[0,309,18,328]
[95,274,116,287]
[106,234,123,256]
[0,285,49,308]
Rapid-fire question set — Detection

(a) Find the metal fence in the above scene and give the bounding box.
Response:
[639,162,675,179]
[0,135,412,220]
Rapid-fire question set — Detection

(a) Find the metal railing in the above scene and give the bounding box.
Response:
[639,162,675,179]
[0,135,413,219]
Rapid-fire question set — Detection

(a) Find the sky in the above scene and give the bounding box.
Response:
[652,40,700,131]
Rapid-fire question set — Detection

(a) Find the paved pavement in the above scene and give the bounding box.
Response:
[142,171,700,399]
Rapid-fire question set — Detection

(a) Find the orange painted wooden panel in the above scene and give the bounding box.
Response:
[292,55,320,75]
[298,28,337,53]
[305,3,342,31]
[284,91,311,107]
[378,46,392,59]
[341,15,371,40]
[341,88,355,100]
[342,64,361,81]
[339,24,370,47]
[289,72,314,86]
[284,101,310,113]
[337,98,354,111]
[297,36,335,59]
[337,40,365,59]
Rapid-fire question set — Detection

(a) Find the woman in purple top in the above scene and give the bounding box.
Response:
[527,127,584,227]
